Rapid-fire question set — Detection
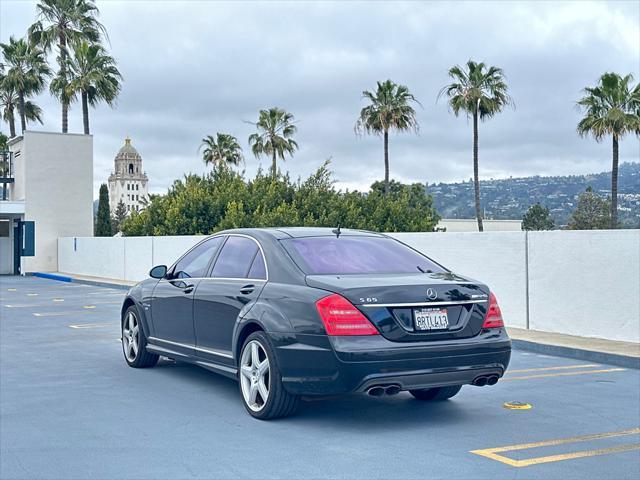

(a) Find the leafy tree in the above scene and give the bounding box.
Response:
[577,72,640,229]
[121,162,440,236]
[95,183,112,236]
[199,133,243,168]
[439,60,513,232]
[0,132,7,150]
[568,187,611,230]
[111,200,127,234]
[355,80,419,196]
[248,107,298,178]
[522,203,554,231]
[65,40,121,134]
[0,36,51,133]
[29,0,106,133]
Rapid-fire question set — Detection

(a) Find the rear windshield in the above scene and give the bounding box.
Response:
[281,236,446,275]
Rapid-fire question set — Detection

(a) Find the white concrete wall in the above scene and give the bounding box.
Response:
[527,230,640,343]
[437,219,523,232]
[12,132,93,273]
[57,230,640,343]
[58,235,202,281]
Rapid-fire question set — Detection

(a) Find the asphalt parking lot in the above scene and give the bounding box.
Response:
[1,276,639,480]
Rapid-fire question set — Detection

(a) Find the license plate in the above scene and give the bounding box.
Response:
[414,308,449,331]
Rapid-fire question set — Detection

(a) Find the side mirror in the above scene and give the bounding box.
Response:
[149,265,168,279]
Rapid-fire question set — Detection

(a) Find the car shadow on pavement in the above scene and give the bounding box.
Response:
[152,359,473,430]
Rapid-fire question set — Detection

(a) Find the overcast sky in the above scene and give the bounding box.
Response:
[2,0,639,197]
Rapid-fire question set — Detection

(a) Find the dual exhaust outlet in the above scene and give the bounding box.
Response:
[367,384,401,397]
[366,375,499,396]
[472,375,499,387]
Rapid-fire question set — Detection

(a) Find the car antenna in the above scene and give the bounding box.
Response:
[332,225,341,238]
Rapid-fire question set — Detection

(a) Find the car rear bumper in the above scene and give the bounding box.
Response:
[271,329,511,395]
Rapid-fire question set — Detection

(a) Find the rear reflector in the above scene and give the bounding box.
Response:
[482,292,504,329]
[315,294,379,336]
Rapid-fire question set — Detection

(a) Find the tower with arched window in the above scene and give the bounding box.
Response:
[107,137,149,214]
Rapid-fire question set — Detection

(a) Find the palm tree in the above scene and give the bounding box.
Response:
[248,107,298,178]
[65,40,121,134]
[439,60,513,231]
[0,85,44,138]
[29,0,106,133]
[355,80,419,196]
[199,133,244,169]
[0,36,50,134]
[577,73,640,229]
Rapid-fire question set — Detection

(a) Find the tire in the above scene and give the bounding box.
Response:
[409,385,462,401]
[122,305,159,368]
[238,331,299,420]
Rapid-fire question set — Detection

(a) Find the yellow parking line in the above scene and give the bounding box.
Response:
[503,368,626,381]
[471,428,640,467]
[509,364,599,374]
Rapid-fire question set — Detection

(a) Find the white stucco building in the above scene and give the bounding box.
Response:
[1,131,93,274]
[108,137,148,214]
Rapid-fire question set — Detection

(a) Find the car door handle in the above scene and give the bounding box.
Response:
[183,284,194,294]
[240,284,255,295]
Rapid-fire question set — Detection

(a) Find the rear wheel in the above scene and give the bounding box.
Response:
[409,385,462,401]
[122,306,159,368]
[239,331,299,420]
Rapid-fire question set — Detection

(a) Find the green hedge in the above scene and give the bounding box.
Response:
[121,162,440,236]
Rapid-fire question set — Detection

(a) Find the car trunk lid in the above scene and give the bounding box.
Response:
[306,272,490,342]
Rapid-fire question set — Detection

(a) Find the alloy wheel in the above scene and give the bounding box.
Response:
[122,311,139,362]
[240,340,270,412]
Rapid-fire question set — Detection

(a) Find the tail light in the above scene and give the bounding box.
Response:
[482,292,504,329]
[315,294,379,336]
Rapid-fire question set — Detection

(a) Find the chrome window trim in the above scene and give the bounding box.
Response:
[360,299,487,308]
[160,277,267,283]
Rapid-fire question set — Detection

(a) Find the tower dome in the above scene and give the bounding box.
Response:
[116,137,141,159]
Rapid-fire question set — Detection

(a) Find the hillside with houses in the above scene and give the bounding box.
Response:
[427,162,640,228]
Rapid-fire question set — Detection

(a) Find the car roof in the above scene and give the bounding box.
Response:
[215,227,385,239]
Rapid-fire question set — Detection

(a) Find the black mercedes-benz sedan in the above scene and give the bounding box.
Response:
[121,228,511,419]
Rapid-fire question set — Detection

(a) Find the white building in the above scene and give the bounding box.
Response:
[1,131,93,274]
[108,137,148,214]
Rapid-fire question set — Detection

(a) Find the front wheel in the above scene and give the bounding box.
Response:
[409,385,462,401]
[122,306,159,368]
[239,331,299,420]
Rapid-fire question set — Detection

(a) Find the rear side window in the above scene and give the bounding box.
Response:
[172,236,224,279]
[281,236,446,275]
[211,236,260,278]
[247,252,267,280]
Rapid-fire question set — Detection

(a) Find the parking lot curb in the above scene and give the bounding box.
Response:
[28,272,131,291]
[32,272,72,282]
[511,338,640,370]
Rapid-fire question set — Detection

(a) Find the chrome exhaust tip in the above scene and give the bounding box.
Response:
[368,386,385,397]
[487,375,499,386]
[385,385,401,396]
[474,376,488,387]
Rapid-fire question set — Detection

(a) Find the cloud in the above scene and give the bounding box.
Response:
[1,0,638,197]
